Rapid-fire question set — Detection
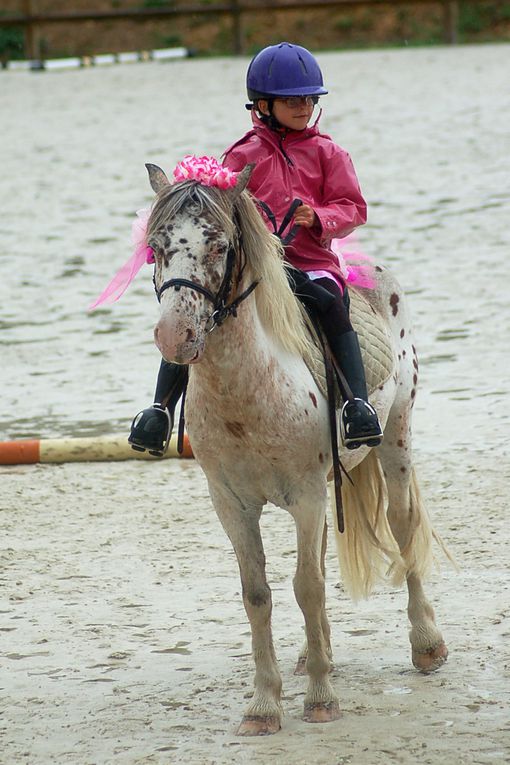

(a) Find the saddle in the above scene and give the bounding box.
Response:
[298,287,395,533]
[300,287,396,406]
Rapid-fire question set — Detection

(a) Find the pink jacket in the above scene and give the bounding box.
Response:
[223,112,367,279]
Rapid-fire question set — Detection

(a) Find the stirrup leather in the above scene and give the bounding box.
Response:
[340,398,383,450]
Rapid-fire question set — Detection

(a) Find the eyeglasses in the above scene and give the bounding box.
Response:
[275,96,319,109]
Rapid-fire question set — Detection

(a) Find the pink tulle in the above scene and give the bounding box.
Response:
[88,156,240,310]
[88,176,375,312]
[88,208,153,310]
[331,235,376,290]
[173,155,239,189]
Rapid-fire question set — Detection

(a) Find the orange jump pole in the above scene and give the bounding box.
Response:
[0,434,193,465]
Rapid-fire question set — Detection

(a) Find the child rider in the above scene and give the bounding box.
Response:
[128,42,383,456]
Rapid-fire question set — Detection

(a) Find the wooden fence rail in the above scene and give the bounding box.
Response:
[1,0,463,60]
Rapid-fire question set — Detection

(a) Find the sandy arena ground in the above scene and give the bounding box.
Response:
[1,44,509,763]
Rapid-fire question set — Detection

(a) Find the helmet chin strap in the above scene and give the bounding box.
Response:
[255,99,285,132]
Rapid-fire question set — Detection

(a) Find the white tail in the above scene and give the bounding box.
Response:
[330,451,448,601]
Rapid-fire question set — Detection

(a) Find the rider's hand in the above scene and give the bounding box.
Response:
[294,203,317,228]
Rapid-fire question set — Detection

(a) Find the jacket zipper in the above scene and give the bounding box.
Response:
[278,134,294,166]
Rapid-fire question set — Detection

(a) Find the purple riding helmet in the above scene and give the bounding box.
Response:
[246,42,328,100]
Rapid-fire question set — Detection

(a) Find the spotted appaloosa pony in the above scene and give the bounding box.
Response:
[144,162,448,735]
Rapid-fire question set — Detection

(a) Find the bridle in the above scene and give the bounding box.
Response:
[153,197,304,332]
[153,215,259,333]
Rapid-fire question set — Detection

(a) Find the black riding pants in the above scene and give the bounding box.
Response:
[286,267,353,337]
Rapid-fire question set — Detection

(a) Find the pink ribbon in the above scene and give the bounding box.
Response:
[89,155,240,311]
[88,208,153,311]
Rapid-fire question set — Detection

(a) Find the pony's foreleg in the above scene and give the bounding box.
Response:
[378,428,448,673]
[292,499,340,723]
[294,519,333,676]
[209,487,282,736]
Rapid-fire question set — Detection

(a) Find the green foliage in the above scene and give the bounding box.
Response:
[459,1,510,34]
[460,1,489,32]
[143,0,176,7]
[334,16,356,32]
[161,33,182,47]
[0,25,24,60]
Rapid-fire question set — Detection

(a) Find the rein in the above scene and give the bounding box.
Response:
[153,214,259,333]
[258,198,302,246]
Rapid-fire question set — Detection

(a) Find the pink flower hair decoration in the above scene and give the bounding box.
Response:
[89,155,238,310]
[173,154,239,190]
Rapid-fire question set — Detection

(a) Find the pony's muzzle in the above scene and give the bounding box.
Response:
[154,322,203,365]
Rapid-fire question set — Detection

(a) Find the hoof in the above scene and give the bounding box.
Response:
[412,641,448,673]
[237,715,281,736]
[303,700,341,723]
[294,656,307,676]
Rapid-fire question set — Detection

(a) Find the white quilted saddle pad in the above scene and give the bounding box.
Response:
[301,288,395,403]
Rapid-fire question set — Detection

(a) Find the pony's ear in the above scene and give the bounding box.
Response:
[230,163,254,199]
[145,163,170,193]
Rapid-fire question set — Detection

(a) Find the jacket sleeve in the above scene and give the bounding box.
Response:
[311,145,367,243]
[223,148,247,172]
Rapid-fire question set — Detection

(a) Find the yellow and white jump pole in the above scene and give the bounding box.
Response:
[0,434,193,465]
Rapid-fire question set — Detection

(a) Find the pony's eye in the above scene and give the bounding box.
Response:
[209,241,228,257]
[205,243,227,264]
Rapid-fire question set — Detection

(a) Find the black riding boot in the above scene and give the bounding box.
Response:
[286,268,382,449]
[330,330,383,449]
[128,361,188,457]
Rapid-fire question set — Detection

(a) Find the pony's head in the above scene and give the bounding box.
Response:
[146,161,253,364]
[145,158,314,366]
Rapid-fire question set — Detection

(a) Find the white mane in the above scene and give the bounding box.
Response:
[147,180,316,361]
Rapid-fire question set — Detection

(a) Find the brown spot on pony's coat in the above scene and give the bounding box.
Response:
[309,392,318,408]
[400,328,405,339]
[319,452,324,463]
[390,293,400,316]
[225,421,245,438]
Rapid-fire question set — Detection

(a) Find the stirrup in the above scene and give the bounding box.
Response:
[128,404,172,457]
[340,398,383,450]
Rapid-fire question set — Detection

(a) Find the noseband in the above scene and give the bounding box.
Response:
[153,219,259,332]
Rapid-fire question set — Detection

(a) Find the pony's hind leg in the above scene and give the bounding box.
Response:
[291,495,340,723]
[209,485,282,736]
[378,417,448,673]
